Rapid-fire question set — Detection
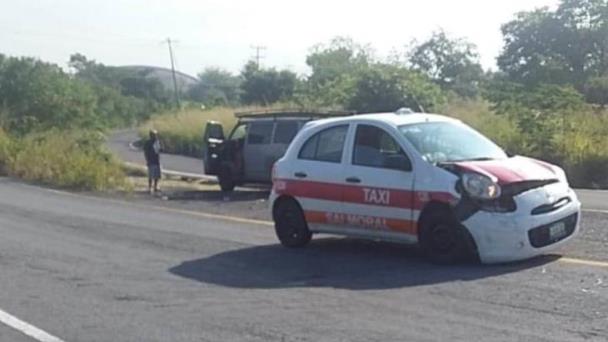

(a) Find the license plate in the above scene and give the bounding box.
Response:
[549,221,567,240]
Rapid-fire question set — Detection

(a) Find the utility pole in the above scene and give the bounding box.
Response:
[165,38,181,108]
[250,45,266,69]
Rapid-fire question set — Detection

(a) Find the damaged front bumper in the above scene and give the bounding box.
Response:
[462,181,581,264]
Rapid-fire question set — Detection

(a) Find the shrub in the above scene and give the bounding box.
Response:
[0,127,11,175]
[5,130,128,191]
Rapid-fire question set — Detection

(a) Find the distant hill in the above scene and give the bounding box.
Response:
[118,65,198,93]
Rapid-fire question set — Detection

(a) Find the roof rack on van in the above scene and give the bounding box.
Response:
[234,108,355,119]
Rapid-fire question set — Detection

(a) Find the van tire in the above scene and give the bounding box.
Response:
[218,166,235,192]
[419,210,470,264]
[274,199,312,248]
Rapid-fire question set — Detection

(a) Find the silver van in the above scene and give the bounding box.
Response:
[202,109,351,191]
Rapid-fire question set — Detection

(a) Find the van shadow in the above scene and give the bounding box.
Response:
[169,238,558,290]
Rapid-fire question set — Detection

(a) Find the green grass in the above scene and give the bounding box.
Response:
[140,100,608,188]
[442,98,608,188]
[0,129,129,191]
[139,106,237,157]
[138,103,307,157]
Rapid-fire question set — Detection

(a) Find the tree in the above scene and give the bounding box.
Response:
[408,31,484,98]
[188,67,241,106]
[240,62,297,105]
[69,53,171,108]
[304,37,372,106]
[346,64,445,113]
[0,57,99,134]
[497,0,608,88]
[306,37,371,87]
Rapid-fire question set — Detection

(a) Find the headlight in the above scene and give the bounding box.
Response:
[461,173,501,200]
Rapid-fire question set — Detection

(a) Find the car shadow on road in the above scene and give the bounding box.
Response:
[169,237,559,290]
[167,189,270,203]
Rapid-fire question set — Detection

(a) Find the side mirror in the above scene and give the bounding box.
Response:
[384,154,412,172]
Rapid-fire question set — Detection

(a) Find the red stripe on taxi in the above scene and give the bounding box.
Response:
[304,210,418,235]
[274,179,457,210]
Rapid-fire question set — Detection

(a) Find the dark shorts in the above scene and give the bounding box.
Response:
[147,164,161,180]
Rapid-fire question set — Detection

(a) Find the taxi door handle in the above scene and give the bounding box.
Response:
[294,172,307,178]
[346,177,361,184]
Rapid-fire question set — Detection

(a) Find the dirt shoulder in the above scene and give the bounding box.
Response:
[121,172,272,222]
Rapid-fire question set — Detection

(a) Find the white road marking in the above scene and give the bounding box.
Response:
[582,208,608,214]
[0,308,65,342]
[559,257,608,268]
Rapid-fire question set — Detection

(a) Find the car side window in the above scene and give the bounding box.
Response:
[247,122,273,145]
[353,124,411,171]
[298,125,348,163]
[273,121,299,144]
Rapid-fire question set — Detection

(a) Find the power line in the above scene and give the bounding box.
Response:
[163,38,181,108]
[250,45,266,68]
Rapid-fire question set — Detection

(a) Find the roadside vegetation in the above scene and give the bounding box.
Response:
[141,0,608,188]
[0,54,172,190]
[2,0,607,189]
[139,106,236,158]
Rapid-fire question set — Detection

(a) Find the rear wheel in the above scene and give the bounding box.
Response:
[218,166,235,192]
[274,199,312,248]
[419,210,471,264]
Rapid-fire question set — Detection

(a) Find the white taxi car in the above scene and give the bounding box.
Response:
[269,111,581,264]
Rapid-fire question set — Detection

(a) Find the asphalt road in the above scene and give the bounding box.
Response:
[107,130,608,211]
[1,178,608,341]
[107,130,205,176]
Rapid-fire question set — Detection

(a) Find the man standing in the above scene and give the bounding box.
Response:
[143,129,162,194]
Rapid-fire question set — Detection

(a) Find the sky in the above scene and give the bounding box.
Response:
[0,0,558,77]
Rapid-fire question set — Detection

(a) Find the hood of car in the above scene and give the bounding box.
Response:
[453,156,559,186]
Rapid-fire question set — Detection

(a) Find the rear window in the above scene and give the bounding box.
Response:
[273,121,299,144]
[247,122,273,145]
[298,125,348,163]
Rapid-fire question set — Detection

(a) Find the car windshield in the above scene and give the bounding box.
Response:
[399,121,507,164]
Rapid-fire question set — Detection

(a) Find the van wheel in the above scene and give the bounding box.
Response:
[218,166,235,192]
[274,199,312,248]
[419,211,470,264]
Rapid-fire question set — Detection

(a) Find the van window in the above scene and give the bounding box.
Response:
[248,122,273,144]
[230,123,248,140]
[298,125,348,163]
[273,121,299,144]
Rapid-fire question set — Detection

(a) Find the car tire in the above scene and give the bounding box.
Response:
[274,199,312,248]
[419,210,471,264]
[218,166,235,192]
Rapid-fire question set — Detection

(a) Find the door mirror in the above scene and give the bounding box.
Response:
[384,154,411,172]
[203,121,225,143]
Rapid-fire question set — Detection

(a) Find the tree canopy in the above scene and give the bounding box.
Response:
[240,61,298,105]
[408,31,484,98]
[497,0,608,93]
[188,67,241,106]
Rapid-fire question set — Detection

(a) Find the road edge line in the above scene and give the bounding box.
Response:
[581,208,608,214]
[43,187,273,227]
[0,308,65,342]
[559,257,608,268]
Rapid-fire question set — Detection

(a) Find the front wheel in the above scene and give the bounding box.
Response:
[419,211,472,264]
[274,199,312,248]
